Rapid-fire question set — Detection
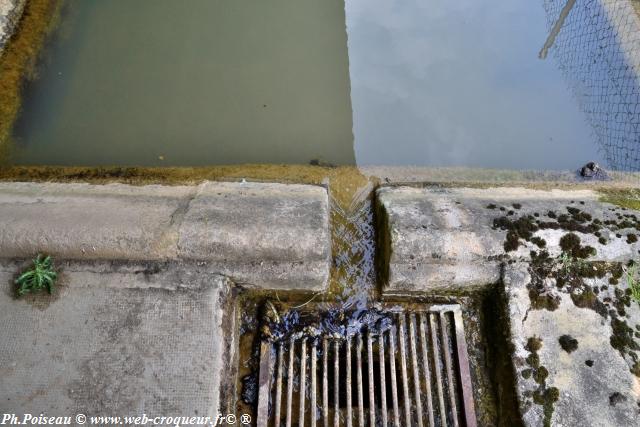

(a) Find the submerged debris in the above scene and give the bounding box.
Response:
[259,301,394,343]
[578,162,608,180]
[240,373,258,405]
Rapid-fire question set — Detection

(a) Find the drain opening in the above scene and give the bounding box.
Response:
[256,304,477,427]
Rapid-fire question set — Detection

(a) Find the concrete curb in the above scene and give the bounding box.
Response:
[0,181,330,291]
[377,186,640,292]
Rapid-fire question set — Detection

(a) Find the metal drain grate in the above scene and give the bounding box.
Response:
[256,305,477,427]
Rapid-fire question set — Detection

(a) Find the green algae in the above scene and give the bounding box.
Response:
[0,0,62,155]
[599,189,640,211]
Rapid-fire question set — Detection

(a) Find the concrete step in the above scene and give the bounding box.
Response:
[377,186,640,293]
[0,181,330,291]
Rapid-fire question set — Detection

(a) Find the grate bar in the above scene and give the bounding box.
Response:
[419,314,435,427]
[388,326,400,427]
[430,313,448,425]
[356,335,364,427]
[378,333,388,427]
[346,337,352,427]
[440,313,459,427]
[255,304,477,427]
[274,343,284,427]
[256,342,272,427]
[334,341,340,427]
[286,338,295,427]
[409,314,425,427]
[323,338,329,427]
[367,333,376,427]
[311,342,317,427]
[398,314,412,427]
[454,310,478,427]
[300,338,307,427]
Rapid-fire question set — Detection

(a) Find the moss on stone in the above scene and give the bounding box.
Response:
[533,365,549,384]
[526,352,540,369]
[558,335,578,353]
[494,215,539,251]
[559,233,579,252]
[504,230,520,251]
[528,288,560,311]
[559,233,596,259]
[533,387,560,427]
[526,336,543,352]
[571,287,609,318]
[610,317,640,356]
[530,236,547,248]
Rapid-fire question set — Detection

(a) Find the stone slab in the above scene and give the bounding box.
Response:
[178,181,330,291]
[0,182,195,261]
[504,263,640,427]
[377,186,640,292]
[0,181,330,290]
[0,259,234,420]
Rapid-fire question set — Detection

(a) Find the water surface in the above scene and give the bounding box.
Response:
[8,0,639,170]
[347,0,605,169]
[10,0,355,166]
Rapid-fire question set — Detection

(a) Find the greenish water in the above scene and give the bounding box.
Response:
[9,0,640,170]
[10,0,355,166]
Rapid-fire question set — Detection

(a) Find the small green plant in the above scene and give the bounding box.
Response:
[625,264,640,304]
[559,252,586,274]
[15,255,57,296]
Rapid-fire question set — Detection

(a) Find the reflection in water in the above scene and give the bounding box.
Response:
[10,0,355,166]
[345,0,607,169]
[6,0,640,171]
[541,0,640,171]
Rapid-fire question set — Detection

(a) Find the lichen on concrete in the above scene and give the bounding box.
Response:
[505,263,640,426]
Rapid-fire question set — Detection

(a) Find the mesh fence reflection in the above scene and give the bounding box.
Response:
[542,0,640,171]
